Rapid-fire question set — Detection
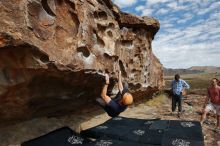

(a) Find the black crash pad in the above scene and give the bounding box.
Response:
[21,127,91,146]
[165,120,203,141]
[85,137,155,146]
[169,120,202,132]
[162,138,205,146]
[81,116,161,139]
[81,117,204,146]
[22,118,204,146]
[81,124,131,139]
[149,120,170,130]
[102,116,160,128]
[120,128,164,145]
[163,128,204,141]
[82,127,164,145]
[81,117,165,145]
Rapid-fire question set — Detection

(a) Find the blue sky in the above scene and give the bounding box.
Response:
[112,0,220,69]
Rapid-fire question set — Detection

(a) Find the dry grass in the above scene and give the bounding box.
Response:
[145,94,169,107]
[164,73,220,95]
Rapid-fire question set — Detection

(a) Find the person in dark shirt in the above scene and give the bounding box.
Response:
[96,71,133,117]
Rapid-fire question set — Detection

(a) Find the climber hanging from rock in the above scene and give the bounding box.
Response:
[96,66,133,117]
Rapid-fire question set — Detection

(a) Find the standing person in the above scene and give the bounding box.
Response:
[200,78,220,133]
[171,74,190,117]
[96,70,133,117]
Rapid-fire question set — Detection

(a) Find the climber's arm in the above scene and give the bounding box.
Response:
[101,74,111,104]
[118,71,123,93]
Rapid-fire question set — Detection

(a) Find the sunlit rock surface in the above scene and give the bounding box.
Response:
[0,0,163,125]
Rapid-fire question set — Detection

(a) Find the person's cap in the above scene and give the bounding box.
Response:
[122,93,133,105]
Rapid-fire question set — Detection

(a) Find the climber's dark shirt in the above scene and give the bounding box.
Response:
[104,87,129,117]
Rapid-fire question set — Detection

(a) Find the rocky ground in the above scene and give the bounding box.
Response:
[0,94,219,146]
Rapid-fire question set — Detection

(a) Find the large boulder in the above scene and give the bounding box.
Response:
[0,0,163,125]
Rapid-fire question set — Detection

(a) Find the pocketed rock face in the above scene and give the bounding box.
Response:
[0,0,163,124]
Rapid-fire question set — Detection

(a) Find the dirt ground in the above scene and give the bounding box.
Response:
[0,94,219,146]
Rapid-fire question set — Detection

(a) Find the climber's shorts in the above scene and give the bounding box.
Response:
[205,102,220,115]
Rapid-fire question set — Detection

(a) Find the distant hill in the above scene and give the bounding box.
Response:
[188,66,220,73]
[164,68,203,76]
[164,66,220,76]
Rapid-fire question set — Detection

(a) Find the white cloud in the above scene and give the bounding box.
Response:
[114,0,220,68]
[162,23,173,28]
[153,28,220,68]
[135,5,145,12]
[146,0,172,6]
[152,11,220,68]
[167,2,188,11]
[156,8,170,15]
[176,14,193,24]
[113,0,137,8]
[197,1,220,15]
[142,8,153,16]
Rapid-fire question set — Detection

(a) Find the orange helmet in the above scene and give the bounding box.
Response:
[122,93,133,105]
